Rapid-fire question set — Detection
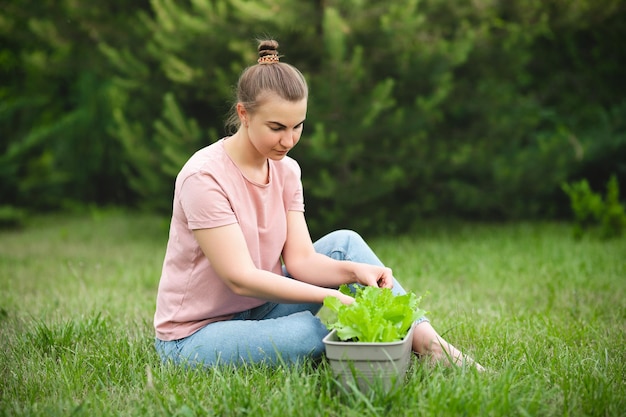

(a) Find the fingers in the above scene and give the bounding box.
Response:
[376,266,394,288]
[341,294,355,305]
[335,290,355,305]
[377,274,394,288]
[354,264,395,289]
[363,266,395,288]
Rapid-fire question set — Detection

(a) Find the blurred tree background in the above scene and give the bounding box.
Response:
[1,0,625,236]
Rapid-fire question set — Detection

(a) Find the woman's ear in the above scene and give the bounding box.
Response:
[236,103,248,127]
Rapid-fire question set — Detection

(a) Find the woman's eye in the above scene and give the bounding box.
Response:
[268,124,303,131]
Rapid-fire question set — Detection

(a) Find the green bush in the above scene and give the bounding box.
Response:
[562,175,626,239]
[601,175,626,238]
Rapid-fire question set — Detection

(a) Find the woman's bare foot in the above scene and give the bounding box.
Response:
[412,321,485,371]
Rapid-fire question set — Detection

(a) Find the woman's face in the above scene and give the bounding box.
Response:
[241,93,307,161]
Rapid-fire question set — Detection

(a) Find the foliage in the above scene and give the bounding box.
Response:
[561,179,604,238]
[323,284,425,342]
[601,175,626,238]
[0,0,147,210]
[100,0,626,233]
[562,174,626,238]
[2,1,626,234]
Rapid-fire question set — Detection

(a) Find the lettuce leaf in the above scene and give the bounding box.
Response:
[323,284,426,343]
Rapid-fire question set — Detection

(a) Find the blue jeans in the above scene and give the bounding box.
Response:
[155,229,412,367]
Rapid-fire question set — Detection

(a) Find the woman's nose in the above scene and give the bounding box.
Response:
[281,130,297,148]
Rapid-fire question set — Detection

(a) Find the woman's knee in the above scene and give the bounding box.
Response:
[314,229,367,260]
[324,229,364,246]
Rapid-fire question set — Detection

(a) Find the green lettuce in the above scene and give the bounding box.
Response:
[323,284,426,343]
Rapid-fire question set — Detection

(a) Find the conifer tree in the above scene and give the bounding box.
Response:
[0,0,148,209]
[3,0,623,231]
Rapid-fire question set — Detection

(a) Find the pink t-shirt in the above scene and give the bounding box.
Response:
[154,138,305,341]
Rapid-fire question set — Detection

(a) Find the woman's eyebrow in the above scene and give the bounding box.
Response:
[268,119,306,128]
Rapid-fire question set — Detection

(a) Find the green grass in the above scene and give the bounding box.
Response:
[1,210,625,416]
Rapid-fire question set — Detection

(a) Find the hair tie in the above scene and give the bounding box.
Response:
[258,55,280,64]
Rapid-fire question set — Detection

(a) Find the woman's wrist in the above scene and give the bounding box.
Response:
[342,261,360,284]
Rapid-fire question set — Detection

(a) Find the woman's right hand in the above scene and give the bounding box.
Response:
[333,289,355,305]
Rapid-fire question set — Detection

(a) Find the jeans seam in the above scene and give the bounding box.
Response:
[329,248,350,262]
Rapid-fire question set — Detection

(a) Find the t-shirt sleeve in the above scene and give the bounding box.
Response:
[289,181,304,212]
[179,172,237,230]
[285,159,305,212]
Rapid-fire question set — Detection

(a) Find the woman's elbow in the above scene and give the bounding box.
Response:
[218,270,256,297]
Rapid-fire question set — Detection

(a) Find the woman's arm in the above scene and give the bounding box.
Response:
[282,211,394,289]
[193,223,354,304]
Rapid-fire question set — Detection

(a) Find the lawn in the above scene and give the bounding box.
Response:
[1,210,624,416]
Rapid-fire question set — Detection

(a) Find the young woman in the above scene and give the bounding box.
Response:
[154,39,483,371]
